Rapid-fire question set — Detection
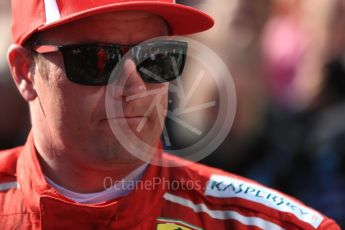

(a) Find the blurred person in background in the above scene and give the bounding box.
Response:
[245,0,345,226]
[176,0,272,173]
[0,1,29,149]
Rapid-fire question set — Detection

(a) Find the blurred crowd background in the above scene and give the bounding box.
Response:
[1,0,345,227]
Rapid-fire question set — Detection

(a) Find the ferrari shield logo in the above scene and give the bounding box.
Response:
[156,218,202,230]
[157,223,191,230]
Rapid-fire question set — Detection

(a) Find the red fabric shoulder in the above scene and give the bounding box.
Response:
[0,146,22,182]
[161,153,340,230]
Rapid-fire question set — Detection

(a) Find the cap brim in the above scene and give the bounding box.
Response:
[37,2,214,36]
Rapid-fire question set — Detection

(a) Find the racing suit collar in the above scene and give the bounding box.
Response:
[17,131,169,228]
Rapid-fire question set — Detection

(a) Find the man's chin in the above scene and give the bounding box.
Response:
[87,145,144,169]
[93,118,163,163]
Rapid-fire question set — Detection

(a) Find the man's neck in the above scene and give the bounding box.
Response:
[37,151,146,193]
[33,136,146,193]
[31,127,155,193]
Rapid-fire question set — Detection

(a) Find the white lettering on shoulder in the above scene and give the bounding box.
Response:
[205,175,323,229]
[163,193,284,230]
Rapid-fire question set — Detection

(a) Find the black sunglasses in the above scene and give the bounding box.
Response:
[32,40,188,86]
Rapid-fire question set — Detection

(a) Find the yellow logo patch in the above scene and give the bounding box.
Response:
[157,223,191,230]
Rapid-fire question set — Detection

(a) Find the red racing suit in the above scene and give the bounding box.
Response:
[0,133,340,229]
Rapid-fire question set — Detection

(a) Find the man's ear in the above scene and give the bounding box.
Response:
[7,44,37,101]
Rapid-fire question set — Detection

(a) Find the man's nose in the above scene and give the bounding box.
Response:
[112,58,146,98]
[119,58,147,97]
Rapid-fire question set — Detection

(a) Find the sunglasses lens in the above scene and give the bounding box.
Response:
[60,41,187,86]
[61,45,122,85]
[135,41,187,83]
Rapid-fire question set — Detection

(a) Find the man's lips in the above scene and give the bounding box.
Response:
[102,116,149,131]
[101,116,148,121]
[106,115,146,119]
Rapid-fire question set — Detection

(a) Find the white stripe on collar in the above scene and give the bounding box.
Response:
[45,163,148,204]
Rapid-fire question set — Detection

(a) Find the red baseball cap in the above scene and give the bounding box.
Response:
[11,0,214,45]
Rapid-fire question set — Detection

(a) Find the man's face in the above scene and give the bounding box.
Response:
[30,11,169,167]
